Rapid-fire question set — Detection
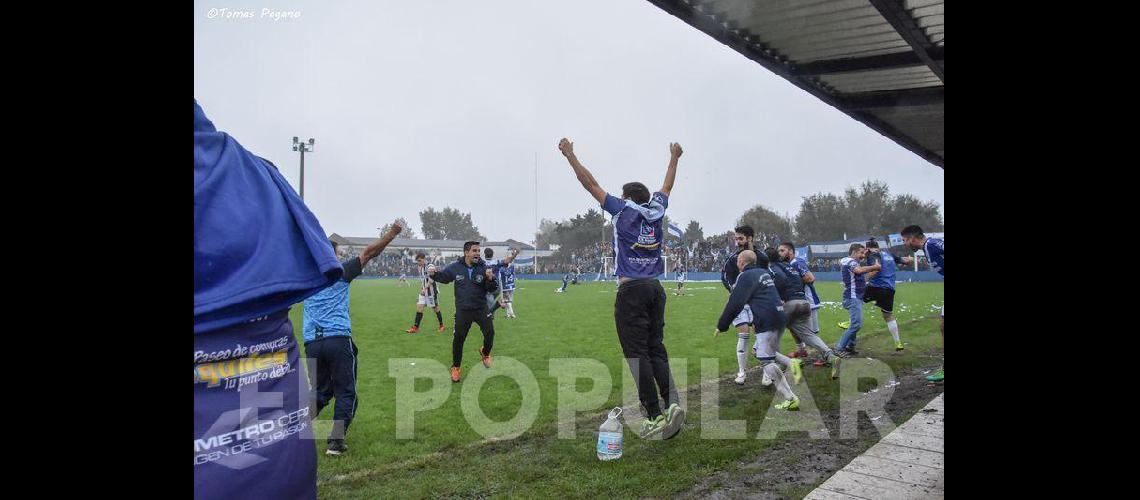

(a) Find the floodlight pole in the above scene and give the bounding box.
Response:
[292,137,315,199]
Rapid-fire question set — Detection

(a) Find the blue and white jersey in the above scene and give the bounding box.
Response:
[840,256,866,300]
[790,257,821,309]
[924,238,944,276]
[867,251,898,290]
[602,191,668,279]
[484,258,502,297]
[302,257,363,343]
[498,262,516,291]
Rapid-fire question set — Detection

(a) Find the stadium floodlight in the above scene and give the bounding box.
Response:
[292,136,315,199]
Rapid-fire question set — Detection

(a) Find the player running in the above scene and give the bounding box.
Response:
[482,247,520,319]
[556,268,572,293]
[766,248,840,380]
[715,250,798,410]
[778,243,827,366]
[721,226,757,385]
[862,239,904,351]
[488,248,521,318]
[900,225,943,382]
[674,262,686,296]
[835,244,881,356]
[405,252,445,334]
[559,137,686,439]
[397,273,410,287]
[428,241,500,383]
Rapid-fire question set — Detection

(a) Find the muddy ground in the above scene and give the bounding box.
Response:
[677,364,944,499]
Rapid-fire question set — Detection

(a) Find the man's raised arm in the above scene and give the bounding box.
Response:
[500,247,521,266]
[558,138,607,204]
[660,142,682,197]
[359,220,403,266]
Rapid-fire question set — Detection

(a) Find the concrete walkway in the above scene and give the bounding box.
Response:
[805,393,944,499]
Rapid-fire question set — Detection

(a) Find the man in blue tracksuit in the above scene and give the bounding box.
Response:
[303,222,403,455]
[715,250,799,410]
[429,241,500,383]
[194,99,341,500]
[862,239,905,351]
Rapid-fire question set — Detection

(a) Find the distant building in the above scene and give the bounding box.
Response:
[327,234,552,265]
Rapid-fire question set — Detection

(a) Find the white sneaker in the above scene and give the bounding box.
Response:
[761,372,773,386]
[734,372,746,385]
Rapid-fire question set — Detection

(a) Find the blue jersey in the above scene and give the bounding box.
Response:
[924,238,944,276]
[302,257,363,343]
[194,100,342,334]
[498,263,516,291]
[790,257,820,309]
[840,256,866,300]
[866,251,899,290]
[602,192,668,279]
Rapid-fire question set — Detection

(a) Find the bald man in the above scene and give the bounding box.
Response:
[715,250,799,410]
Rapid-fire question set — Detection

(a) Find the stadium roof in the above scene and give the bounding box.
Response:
[646,0,944,168]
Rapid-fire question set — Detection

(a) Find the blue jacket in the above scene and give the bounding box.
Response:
[769,261,807,302]
[717,264,787,333]
[194,99,342,333]
[431,257,500,311]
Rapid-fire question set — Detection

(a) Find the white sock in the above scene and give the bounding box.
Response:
[764,363,795,400]
[797,342,806,350]
[506,303,515,316]
[887,319,900,343]
[736,333,749,374]
[774,351,792,369]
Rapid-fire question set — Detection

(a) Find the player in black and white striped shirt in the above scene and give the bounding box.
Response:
[405,253,445,333]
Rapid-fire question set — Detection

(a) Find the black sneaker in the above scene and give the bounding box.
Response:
[326,439,347,455]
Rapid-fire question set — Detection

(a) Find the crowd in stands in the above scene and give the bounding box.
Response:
[339,248,449,277]
[338,243,935,277]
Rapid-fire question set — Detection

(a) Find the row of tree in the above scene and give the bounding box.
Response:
[379,180,942,260]
[532,180,942,267]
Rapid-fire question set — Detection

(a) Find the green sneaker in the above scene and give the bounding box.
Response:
[663,403,686,439]
[829,354,841,380]
[838,321,850,330]
[789,358,804,385]
[895,342,904,351]
[639,414,667,438]
[925,368,944,382]
[774,396,800,411]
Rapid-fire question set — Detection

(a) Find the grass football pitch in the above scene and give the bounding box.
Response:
[288,278,944,498]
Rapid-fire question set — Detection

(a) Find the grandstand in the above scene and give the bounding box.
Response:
[326,231,942,280]
[327,234,552,276]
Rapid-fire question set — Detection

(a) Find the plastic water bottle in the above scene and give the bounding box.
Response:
[596,407,623,461]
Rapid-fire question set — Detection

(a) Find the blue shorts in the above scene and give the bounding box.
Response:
[194,310,317,500]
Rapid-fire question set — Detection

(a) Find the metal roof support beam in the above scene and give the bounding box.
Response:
[867,0,944,82]
[794,46,944,76]
[842,87,944,109]
[644,0,943,169]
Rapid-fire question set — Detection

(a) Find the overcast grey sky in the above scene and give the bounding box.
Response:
[195,0,944,242]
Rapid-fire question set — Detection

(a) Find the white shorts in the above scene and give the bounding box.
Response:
[501,289,515,303]
[417,294,437,308]
[754,329,781,360]
[733,305,753,327]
